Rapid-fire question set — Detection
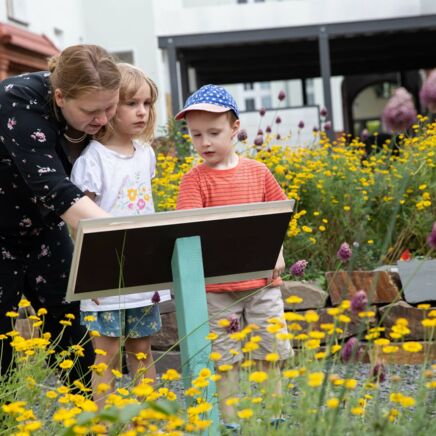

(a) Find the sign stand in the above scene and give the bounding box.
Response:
[172,236,219,434]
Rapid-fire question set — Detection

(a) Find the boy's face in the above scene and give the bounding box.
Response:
[185,111,240,169]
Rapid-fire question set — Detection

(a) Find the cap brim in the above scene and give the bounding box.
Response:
[175,103,231,120]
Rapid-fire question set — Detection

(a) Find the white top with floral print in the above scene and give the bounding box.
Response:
[71,139,171,311]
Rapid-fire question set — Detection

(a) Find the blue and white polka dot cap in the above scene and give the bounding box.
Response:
[175,84,239,120]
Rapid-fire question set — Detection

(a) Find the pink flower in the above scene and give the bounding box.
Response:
[278,90,286,101]
[226,314,240,334]
[298,120,304,129]
[237,129,248,141]
[31,130,46,142]
[151,291,160,304]
[337,242,352,263]
[7,117,16,130]
[137,199,146,210]
[351,290,368,314]
[420,69,436,112]
[254,135,264,146]
[370,361,387,383]
[259,107,266,116]
[341,337,362,363]
[428,222,436,249]
[382,87,417,133]
[290,260,308,277]
[320,107,328,118]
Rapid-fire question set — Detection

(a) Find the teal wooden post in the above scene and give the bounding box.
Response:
[171,236,219,434]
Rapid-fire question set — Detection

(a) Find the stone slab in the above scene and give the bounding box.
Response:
[325,271,400,305]
[379,301,434,341]
[281,281,328,310]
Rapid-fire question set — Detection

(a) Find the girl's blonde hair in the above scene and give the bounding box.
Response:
[96,63,159,144]
[48,44,120,99]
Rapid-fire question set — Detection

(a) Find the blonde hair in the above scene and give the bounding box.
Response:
[48,44,120,99]
[96,63,159,143]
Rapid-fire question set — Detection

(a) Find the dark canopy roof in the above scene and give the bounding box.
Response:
[158,14,436,120]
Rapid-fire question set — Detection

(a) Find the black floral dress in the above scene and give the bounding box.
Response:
[0,71,93,384]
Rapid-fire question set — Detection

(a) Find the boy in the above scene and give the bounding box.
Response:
[176,84,291,428]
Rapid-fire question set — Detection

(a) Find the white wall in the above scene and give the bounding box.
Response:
[154,0,424,37]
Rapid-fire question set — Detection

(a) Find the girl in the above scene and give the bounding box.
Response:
[0,44,120,385]
[71,63,170,407]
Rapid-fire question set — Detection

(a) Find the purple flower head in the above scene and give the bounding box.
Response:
[382,87,417,133]
[257,128,264,136]
[265,125,272,133]
[420,70,436,112]
[298,120,305,129]
[237,129,248,142]
[254,135,264,146]
[360,128,369,141]
[290,259,308,277]
[320,107,328,118]
[323,121,332,131]
[276,133,281,140]
[312,126,318,133]
[337,242,353,263]
[351,290,368,314]
[275,116,282,124]
[428,222,436,249]
[226,313,240,334]
[341,337,362,363]
[259,107,266,117]
[278,90,286,101]
[370,361,387,383]
[151,291,161,304]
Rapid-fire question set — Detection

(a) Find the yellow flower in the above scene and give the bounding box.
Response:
[308,372,324,387]
[111,369,123,378]
[305,311,319,323]
[283,369,300,379]
[90,330,101,337]
[218,364,233,372]
[162,369,181,381]
[209,352,222,361]
[249,371,268,383]
[286,295,303,304]
[217,319,230,328]
[65,313,75,320]
[46,390,58,399]
[6,311,18,318]
[399,396,416,408]
[83,315,96,322]
[343,206,351,211]
[265,352,280,362]
[96,383,111,394]
[37,308,47,316]
[127,188,138,201]
[18,299,31,308]
[225,397,239,406]
[351,406,364,415]
[135,352,147,360]
[237,408,254,419]
[199,368,211,378]
[326,398,339,409]
[345,379,358,389]
[417,304,431,310]
[402,342,423,353]
[59,359,74,370]
[94,348,107,356]
[205,332,218,341]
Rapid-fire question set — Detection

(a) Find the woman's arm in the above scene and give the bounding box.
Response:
[61,196,110,230]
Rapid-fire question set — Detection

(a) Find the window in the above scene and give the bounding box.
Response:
[260,82,271,90]
[245,98,256,111]
[6,0,29,25]
[261,96,272,109]
[243,83,254,90]
[111,51,135,64]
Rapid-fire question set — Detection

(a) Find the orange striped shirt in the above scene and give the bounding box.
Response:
[176,157,286,292]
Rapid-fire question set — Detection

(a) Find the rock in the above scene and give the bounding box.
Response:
[378,341,436,364]
[325,271,400,305]
[397,259,436,303]
[152,350,181,373]
[379,301,433,341]
[152,311,179,351]
[281,281,328,310]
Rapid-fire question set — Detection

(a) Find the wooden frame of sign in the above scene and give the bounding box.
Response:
[66,200,294,302]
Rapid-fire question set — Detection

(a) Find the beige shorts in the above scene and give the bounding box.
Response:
[207,286,292,365]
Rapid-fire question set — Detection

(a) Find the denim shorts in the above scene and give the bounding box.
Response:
[80,304,161,338]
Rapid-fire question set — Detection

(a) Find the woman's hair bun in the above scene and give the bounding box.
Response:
[47,55,59,73]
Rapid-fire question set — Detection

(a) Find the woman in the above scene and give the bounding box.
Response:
[0,44,121,386]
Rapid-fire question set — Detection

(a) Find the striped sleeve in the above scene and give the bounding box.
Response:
[176,169,203,209]
[264,166,287,201]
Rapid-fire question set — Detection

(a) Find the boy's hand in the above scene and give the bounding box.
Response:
[92,298,100,305]
[271,247,285,281]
